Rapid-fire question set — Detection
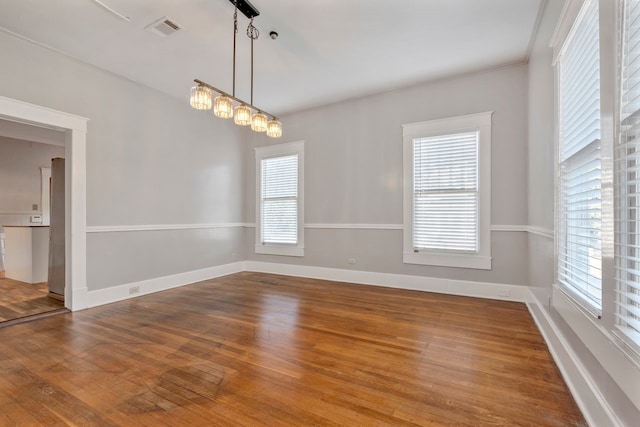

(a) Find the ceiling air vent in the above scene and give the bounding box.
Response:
[146,17,182,37]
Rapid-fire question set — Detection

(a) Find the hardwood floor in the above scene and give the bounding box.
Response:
[0,271,66,324]
[0,272,586,426]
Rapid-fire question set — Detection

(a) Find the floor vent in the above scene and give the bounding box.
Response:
[146,17,182,37]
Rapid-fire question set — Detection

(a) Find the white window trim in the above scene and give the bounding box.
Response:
[554,0,604,317]
[255,141,305,257]
[402,112,493,270]
[549,0,640,407]
[550,0,589,65]
[614,0,640,358]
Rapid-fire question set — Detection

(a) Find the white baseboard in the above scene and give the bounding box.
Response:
[244,261,532,302]
[85,261,244,308]
[527,291,623,427]
[86,260,532,309]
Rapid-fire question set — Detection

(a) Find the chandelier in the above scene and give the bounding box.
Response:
[190,0,282,138]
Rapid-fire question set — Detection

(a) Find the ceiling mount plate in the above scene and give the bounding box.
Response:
[227,0,260,19]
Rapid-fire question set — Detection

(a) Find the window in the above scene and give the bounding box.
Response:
[550,0,640,403]
[403,112,492,270]
[556,0,602,314]
[616,0,640,349]
[255,141,304,257]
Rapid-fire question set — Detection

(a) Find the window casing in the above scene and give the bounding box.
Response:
[551,0,640,404]
[255,141,304,257]
[556,0,603,315]
[616,0,640,351]
[403,112,492,270]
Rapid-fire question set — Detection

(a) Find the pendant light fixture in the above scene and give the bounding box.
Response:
[251,111,268,132]
[190,0,282,138]
[190,85,212,110]
[234,104,252,126]
[213,95,233,118]
[266,118,282,138]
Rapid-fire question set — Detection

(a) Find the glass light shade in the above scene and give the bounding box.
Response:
[213,95,234,119]
[266,119,283,138]
[234,104,252,126]
[251,112,268,132]
[190,85,212,110]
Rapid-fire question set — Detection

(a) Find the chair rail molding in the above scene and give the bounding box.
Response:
[86,223,245,233]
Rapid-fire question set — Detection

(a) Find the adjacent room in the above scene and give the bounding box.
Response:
[0,0,638,425]
[0,119,68,324]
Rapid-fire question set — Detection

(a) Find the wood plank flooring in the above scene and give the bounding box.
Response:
[0,272,586,426]
[0,271,66,323]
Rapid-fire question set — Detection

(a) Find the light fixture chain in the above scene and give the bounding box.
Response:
[247,18,259,40]
[233,7,238,32]
[247,18,259,106]
[250,20,254,105]
[232,6,238,97]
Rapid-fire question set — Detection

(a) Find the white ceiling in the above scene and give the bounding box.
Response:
[0,0,544,116]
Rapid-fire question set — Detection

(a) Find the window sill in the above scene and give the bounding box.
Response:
[402,252,492,270]
[255,244,304,257]
[555,283,601,319]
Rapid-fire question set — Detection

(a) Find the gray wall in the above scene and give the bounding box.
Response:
[0,136,64,225]
[527,1,639,424]
[0,31,246,290]
[526,0,559,299]
[244,64,529,286]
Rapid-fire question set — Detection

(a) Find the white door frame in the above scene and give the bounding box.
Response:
[0,96,88,311]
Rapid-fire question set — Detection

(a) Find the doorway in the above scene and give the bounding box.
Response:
[0,95,88,313]
[0,132,66,324]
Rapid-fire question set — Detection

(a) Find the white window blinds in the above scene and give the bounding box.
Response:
[616,0,640,346]
[557,0,602,312]
[413,132,478,252]
[261,154,298,245]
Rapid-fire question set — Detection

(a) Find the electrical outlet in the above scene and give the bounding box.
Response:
[32,204,38,211]
[347,259,356,264]
[129,286,140,295]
